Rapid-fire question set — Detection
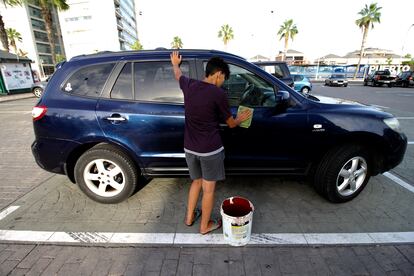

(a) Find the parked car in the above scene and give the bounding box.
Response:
[31,49,407,204]
[31,76,50,98]
[325,74,348,87]
[291,73,312,94]
[253,61,294,88]
[363,70,396,87]
[394,71,414,88]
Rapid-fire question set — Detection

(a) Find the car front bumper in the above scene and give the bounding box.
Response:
[381,132,407,173]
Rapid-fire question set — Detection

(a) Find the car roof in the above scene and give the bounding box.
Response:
[253,61,288,65]
[69,49,245,62]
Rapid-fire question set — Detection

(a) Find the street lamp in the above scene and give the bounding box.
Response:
[401,23,414,55]
[269,10,276,60]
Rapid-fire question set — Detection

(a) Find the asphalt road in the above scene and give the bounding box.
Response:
[312,83,414,116]
[0,89,413,274]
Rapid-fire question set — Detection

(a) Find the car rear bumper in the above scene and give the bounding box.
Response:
[31,138,80,175]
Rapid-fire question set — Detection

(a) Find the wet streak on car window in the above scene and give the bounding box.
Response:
[111,63,132,100]
[134,61,189,103]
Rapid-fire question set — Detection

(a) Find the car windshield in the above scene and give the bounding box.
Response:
[376,71,390,75]
[332,74,345,78]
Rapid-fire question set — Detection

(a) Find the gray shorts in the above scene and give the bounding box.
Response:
[185,150,225,181]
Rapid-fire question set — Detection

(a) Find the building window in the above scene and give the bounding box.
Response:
[64,16,92,22]
[36,43,51,53]
[29,6,42,19]
[33,31,49,43]
[31,18,46,31]
[39,54,53,65]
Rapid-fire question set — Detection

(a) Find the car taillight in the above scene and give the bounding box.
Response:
[409,76,413,81]
[375,76,380,80]
[32,106,47,121]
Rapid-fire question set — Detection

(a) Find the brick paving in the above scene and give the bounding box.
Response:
[0,243,412,275]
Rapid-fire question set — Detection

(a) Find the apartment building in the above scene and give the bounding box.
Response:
[58,0,138,59]
[0,3,65,77]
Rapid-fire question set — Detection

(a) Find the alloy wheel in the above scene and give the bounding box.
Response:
[336,156,367,197]
[83,159,125,197]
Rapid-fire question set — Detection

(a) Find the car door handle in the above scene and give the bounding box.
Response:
[104,114,127,122]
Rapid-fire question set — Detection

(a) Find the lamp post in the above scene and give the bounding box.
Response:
[269,10,276,60]
[401,23,414,55]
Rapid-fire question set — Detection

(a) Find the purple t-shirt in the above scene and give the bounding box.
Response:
[179,75,232,154]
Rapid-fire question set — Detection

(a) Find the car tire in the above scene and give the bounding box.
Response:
[343,84,348,87]
[403,82,409,88]
[33,87,43,98]
[388,83,393,88]
[301,87,310,94]
[74,144,138,203]
[363,81,367,86]
[314,144,371,203]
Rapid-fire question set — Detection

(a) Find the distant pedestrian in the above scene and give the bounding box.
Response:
[170,51,251,234]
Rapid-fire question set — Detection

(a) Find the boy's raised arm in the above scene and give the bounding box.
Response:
[170,51,182,81]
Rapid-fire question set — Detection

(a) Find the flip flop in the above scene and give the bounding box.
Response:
[185,208,202,226]
[200,218,222,235]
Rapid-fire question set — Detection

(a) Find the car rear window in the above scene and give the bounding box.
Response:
[260,64,285,79]
[63,63,115,97]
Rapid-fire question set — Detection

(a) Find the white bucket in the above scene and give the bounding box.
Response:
[220,196,254,246]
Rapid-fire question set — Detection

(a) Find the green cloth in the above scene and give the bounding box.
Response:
[237,106,254,128]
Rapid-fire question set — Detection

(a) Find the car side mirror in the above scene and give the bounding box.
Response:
[276,91,290,104]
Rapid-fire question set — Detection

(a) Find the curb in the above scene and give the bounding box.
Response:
[0,93,35,103]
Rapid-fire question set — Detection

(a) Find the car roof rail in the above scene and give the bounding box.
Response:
[69,49,246,61]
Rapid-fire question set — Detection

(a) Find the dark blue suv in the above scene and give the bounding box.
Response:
[31,49,407,204]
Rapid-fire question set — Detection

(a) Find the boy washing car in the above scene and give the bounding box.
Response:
[170,51,252,234]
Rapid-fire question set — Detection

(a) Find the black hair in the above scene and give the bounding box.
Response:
[205,57,230,80]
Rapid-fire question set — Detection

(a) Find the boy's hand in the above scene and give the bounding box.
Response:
[170,51,182,66]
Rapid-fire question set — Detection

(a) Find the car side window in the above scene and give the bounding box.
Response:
[111,63,132,100]
[293,75,303,81]
[134,61,189,103]
[62,63,115,97]
[204,62,275,108]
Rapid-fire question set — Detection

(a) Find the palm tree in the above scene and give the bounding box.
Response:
[131,39,143,50]
[277,19,298,61]
[0,0,22,51]
[353,3,382,79]
[25,0,69,65]
[171,36,183,49]
[6,27,22,53]
[218,24,234,49]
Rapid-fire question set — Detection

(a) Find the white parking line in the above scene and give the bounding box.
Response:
[383,172,414,193]
[0,206,20,221]
[408,142,414,145]
[397,117,414,120]
[0,230,413,245]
